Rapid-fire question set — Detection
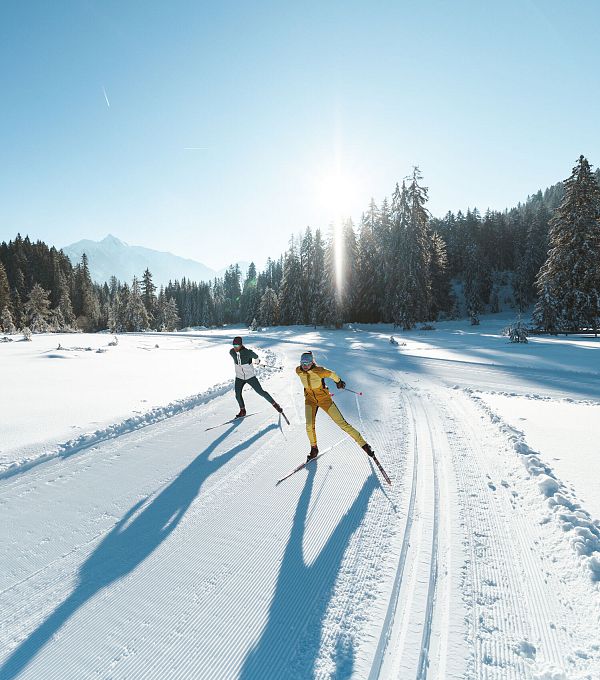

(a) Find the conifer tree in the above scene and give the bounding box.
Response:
[308,229,326,327]
[259,287,279,326]
[299,228,314,324]
[223,265,242,323]
[428,232,452,320]
[340,219,358,321]
[0,262,10,314]
[24,283,51,332]
[141,268,157,324]
[534,155,600,332]
[1,307,16,333]
[464,244,484,324]
[355,209,380,322]
[156,296,180,331]
[320,231,342,327]
[240,263,259,325]
[126,276,150,331]
[278,237,304,324]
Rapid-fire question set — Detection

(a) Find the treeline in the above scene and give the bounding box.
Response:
[0,240,181,334]
[2,160,600,335]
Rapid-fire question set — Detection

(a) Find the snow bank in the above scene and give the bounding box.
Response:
[0,331,283,478]
[465,388,600,582]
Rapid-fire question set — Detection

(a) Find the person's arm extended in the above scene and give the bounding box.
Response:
[317,366,341,383]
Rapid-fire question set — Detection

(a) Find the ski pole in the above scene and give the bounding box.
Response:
[345,387,363,396]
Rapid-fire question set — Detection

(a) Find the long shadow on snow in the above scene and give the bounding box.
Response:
[0,421,277,680]
[239,464,376,680]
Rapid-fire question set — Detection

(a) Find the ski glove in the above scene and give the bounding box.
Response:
[336,380,346,390]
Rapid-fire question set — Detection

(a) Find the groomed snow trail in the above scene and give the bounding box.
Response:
[2,328,600,679]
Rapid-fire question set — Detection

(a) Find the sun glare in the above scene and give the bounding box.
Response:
[315,166,360,299]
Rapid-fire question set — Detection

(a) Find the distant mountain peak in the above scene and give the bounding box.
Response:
[101,234,127,247]
[62,235,249,288]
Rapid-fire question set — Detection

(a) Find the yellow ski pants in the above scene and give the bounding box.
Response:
[304,401,366,448]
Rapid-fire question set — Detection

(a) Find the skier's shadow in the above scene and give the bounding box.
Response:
[239,464,377,680]
[0,421,277,680]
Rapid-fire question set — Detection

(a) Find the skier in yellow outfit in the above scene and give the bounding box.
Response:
[296,351,375,462]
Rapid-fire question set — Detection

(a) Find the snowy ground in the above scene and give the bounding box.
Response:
[1,314,600,679]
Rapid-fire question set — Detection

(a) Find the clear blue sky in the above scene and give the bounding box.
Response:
[1,1,599,270]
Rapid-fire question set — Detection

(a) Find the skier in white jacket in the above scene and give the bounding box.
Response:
[229,336,283,418]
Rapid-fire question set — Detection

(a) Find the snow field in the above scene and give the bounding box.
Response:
[2,318,600,679]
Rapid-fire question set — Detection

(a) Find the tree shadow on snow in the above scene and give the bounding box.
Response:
[239,464,376,680]
[0,421,277,680]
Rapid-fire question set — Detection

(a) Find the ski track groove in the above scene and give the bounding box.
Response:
[367,388,419,680]
[414,390,442,680]
[366,375,448,680]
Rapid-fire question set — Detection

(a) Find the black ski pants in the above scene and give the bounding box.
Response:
[235,377,275,409]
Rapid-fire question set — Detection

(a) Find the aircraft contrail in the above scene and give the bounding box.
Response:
[102,86,111,108]
[184,147,208,150]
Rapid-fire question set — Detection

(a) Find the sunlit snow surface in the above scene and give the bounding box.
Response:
[1,314,600,679]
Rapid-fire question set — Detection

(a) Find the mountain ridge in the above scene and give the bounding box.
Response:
[62,234,249,287]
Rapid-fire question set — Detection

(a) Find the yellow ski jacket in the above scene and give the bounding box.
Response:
[295,365,341,405]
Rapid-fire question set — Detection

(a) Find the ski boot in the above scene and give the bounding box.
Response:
[306,446,319,462]
[272,402,283,413]
[362,443,375,458]
[235,408,247,419]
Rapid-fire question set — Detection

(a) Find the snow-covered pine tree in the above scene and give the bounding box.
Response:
[392,169,432,329]
[308,228,326,327]
[240,263,259,325]
[355,207,380,322]
[141,269,157,326]
[211,278,225,326]
[299,228,314,325]
[278,238,303,324]
[162,297,180,331]
[532,280,560,333]
[126,277,149,332]
[464,243,484,324]
[58,291,75,329]
[340,219,358,321]
[428,231,452,320]
[320,228,342,327]
[223,265,242,323]
[377,198,393,321]
[24,283,51,332]
[523,204,550,301]
[259,287,279,326]
[534,155,600,333]
[74,253,101,331]
[1,306,16,333]
[0,262,10,315]
[387,183,407,325]
[11,289,23,330]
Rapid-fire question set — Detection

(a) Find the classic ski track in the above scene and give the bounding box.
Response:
[441,390,575,678]
[368,379,444,680]
[414,389,442,680]
[367,388,419,680]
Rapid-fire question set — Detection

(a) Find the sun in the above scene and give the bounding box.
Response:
[315,166,360,220]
